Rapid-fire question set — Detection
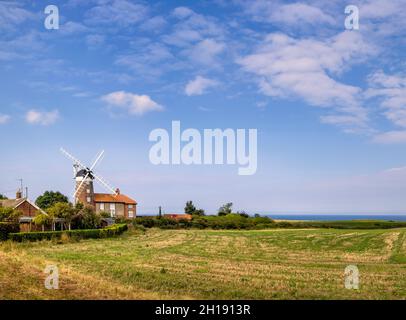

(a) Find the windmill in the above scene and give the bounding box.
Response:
[60,148,118,204]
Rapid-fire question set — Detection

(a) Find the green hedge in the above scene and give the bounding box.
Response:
[0,222,20,241]
[9,223,128,242]
[134,215,276,230]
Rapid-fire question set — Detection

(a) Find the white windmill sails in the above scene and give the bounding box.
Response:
[60,147,118,201]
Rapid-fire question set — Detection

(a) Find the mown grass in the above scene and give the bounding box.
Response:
[0,227,405,299]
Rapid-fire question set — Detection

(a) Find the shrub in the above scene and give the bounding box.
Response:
[71,205,101,229]
[0,222,19,241]
[9,224,128,242]
[0,207,23,223]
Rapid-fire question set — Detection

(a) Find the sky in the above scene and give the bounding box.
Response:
[0,0,405,215]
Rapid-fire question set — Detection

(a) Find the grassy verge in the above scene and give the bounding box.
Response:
[0,227,405,299]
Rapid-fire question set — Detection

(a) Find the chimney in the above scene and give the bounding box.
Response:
[16,189,22,199]
[115,188,120,195]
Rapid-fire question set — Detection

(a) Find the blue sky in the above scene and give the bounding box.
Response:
[0,0,406,215]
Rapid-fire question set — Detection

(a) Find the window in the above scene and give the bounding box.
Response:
[110,203,116,217]
[128,210,134,218]
[100,203,105,210]
[128,204,133,209]
[86,197,91,203]
[86,189,90,194]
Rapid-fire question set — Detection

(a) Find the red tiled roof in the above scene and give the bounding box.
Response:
[93,193,137,205]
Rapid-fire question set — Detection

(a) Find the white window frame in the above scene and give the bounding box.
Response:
[86,196,91,203]
[109,203,116,217]
[128,210,134,218]
[100,203,105,211]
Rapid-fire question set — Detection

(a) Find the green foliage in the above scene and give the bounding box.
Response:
[72,205,101,230]
[0,207,23,223]
[134,214,275,230]
[35,191,69,210]
[99,211,111,218]
[218,203,233,216]
[184,201,196,214]
[9,224,128,242]
[0,222,19,241]
[33,213,52,231]
[0,194,8,200]
[237,211,249,218]
[184,201,205,216]
[130,216,406,231]
[47,202,75,230]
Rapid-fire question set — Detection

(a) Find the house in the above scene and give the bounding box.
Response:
[75,168,137,219]
[93,190,137,218]
[0,190,45,232]
[163,213,193,221]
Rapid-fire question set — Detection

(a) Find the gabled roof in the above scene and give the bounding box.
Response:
[0,198,46,214]
[0,198,26,208]
[93,193,137,205]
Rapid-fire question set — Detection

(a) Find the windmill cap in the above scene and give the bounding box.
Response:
[76,169,94,179]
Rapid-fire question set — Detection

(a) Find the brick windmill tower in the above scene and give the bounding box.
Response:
[60,148,118,205]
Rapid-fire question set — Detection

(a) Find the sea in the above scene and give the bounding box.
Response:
[266,214,406,221]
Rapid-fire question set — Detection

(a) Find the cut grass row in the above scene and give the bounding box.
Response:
[0,227,405,299]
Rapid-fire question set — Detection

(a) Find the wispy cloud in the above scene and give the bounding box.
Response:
[373,131,406,144]
[0,1,35,32]
[101,91,163,116]
[0,114,11,124]
[242,1,336,27]
[238,31,376,131]
[185,76,219,96]
[85,0,148,27]
[25,110,59,126]
[366,71,406,127]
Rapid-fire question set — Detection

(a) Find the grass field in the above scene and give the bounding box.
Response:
[0,227,405,299]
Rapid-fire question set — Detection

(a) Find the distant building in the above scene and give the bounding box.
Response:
[163,213,193,221]
[0,190,45,231]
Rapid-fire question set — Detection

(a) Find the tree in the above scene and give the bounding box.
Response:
[35,191,69,210]
[0,207,22,222]
[184,201,205,216]
[184,201,196,214]
[47,202,75,230]
[0,194,8,200]
[218,202,233,216]
[194,209,205,216]
[237,211,249,218]
[72,205,101,229]
[33,213,52,232]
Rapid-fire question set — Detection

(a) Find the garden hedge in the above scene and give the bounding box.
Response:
[9,223,128,242]
[0,222,20,241]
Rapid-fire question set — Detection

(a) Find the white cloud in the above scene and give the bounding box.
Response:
[366,71,406,127]
[185,76,219,96]
[0,2,34,31]
[139,16,167,32]
[241,1,335,27]
[85,0,148,27]
[163,8,224,47]
[373,131,406,144]
[237,31,376,130]
[60,21,89,35]
[25,110,59,126]
[184,38,225,66]
[172,7,194,19]
[0,114,10,124]
[101,91,163,116]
